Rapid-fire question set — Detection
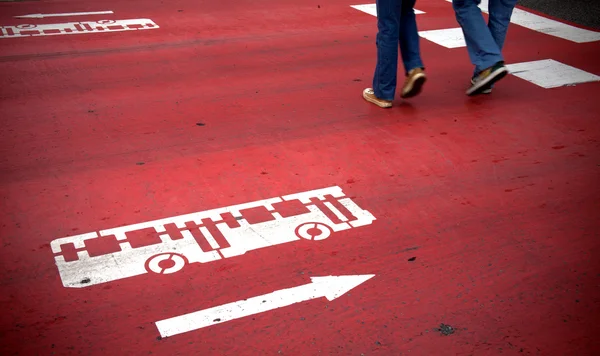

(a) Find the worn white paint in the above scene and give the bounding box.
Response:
[199,226,220,250]
[0,19,158,38]
[296,222,331,241]
[147,253,186,274]
[445,0,600,43]
[418,27,466,48]
[324,202,348,222]
[15,11,114,19]
[506,59,600,88]
[155,274,375,337]
[50,186,376,288]
[508,8,600,43]
[350,4,425,17]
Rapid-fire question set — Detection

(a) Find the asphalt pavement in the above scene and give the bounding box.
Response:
[519,0,600,29]
[0,0,599,354]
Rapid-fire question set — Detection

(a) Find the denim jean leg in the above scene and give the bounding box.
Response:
[452,0,503,75]
[487,0,517,51]
[399,0,424,74]
[373,0,401,101]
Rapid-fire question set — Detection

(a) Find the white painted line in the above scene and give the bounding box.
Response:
[50,232,97,253]
[50,186,376,288]
[338,197,378,228]
[0,19,159,39]
[418,27,465,48]
[508,8,600,43]
[282,186,345,204]
[155,274,375,337]
[324,202,348,222]
[445,0,600,43]
[147,254,186,274]
[15,11,114,19]
[199,226,220,250]
[350,4,425,17]
[506,59,600,88]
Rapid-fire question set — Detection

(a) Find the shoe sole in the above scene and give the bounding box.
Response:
[467,67,508,96]
[401,73,427,99]
[470,80,493,94]
[363,90,392,108]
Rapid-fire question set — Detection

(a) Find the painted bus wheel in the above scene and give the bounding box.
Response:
[295,222,332,241]
[145,253,187,274]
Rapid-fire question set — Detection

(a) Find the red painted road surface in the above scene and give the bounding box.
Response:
[1,0,599,355]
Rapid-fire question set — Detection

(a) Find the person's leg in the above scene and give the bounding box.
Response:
[453,0,502,73]
[452,0,507,95]
[364,0,401,107]
[487,0,517,51]
[398,0,427,98]
[475,0,517,93]
[398,0,423,73]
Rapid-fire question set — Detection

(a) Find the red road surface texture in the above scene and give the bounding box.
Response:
[1,0,599,355]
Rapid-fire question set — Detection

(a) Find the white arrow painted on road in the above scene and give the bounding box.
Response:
[15,11,114,19]
[155,274,375,338]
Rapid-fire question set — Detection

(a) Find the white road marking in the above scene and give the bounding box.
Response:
[147,253,186,274]
[199,226,221,250]
[15,11,114,19]
[445,0,600,43]
[296,222,332,241]
[506,59,600,88]
[350,1,599,45]
[339,197,379,228]
[324,202,348,222]
[155,274,376,337]
[350,4,425,17]
[417,27,465,48]
[0,19,159,38]
[50,186,376,288]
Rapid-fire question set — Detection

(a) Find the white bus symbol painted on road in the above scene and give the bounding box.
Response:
[0,19,158,39]
[50,186,376,288]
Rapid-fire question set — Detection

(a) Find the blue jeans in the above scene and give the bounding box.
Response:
[373,0,424,101]
[452,0,517,76]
